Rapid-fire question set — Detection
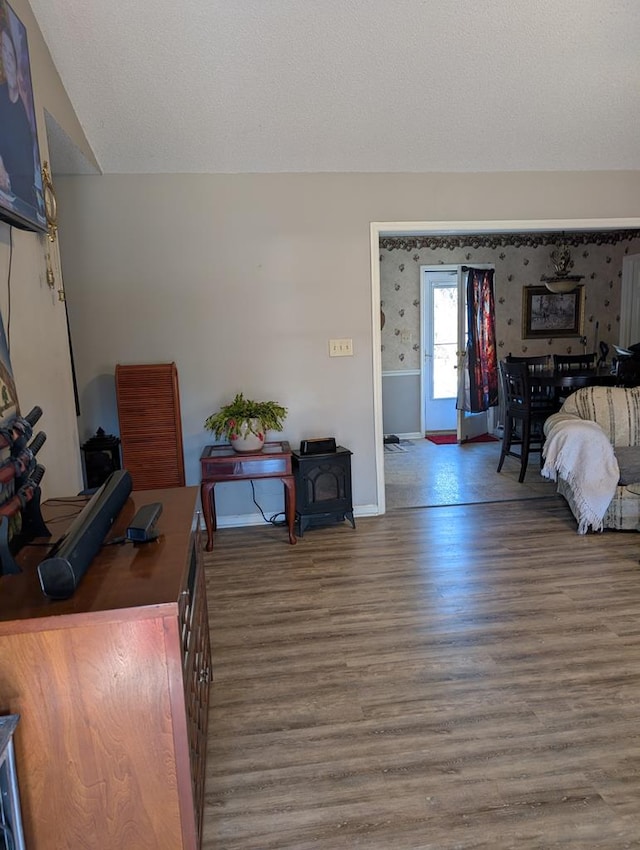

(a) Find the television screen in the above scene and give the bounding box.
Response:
[0,0,46,233]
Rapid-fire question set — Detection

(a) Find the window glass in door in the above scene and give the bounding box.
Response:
[432,284,458,399]
[421,269,458,432]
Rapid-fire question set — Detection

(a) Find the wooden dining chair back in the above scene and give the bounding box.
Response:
[552,352,596,372]
[551,352,597,405]
[497,360,557,482]
[505,354,555,408]
[506,354,550,373]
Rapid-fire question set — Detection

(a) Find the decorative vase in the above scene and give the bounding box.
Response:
[229,418,265,453]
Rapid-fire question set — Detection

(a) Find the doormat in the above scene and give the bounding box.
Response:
[426,433,499,445]
[384,440,412,453]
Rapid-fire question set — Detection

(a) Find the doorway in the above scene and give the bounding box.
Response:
[420,263,492,440]
[372,217,640,515]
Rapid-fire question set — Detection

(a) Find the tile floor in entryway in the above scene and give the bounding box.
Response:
[384,436,557,510]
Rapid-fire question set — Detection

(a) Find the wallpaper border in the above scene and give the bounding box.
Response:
[380,229,640,252]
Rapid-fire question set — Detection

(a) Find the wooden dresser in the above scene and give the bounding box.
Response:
[0,487,210,850]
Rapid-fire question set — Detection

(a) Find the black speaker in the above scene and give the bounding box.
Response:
[126,502,163,542]
[38,469,132,600]
[299,437,337,455]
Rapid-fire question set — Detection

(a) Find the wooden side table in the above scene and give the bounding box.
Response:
[200,441,297,550]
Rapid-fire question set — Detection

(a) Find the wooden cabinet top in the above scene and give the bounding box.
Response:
[0,486,198,632]
[200,440,293,481]
[200,440,291,461]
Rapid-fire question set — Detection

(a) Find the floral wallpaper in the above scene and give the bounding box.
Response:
[380,231,640,372]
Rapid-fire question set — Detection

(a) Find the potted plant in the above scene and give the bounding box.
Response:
[204,393,288,453]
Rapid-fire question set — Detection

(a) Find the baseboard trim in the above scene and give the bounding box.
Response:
[354,504,380,518]
[384,432,421,441]
[215,503,381,529]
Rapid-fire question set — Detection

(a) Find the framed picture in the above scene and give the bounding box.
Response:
[522,285,585,339]
[0,0,46,233]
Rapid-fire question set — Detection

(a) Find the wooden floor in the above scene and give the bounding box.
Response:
[203,498,640,849]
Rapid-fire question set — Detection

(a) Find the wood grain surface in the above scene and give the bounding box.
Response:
[203,498,640,849]
[0,488,205,850]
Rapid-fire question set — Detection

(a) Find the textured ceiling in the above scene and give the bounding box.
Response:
[28,0,640,175]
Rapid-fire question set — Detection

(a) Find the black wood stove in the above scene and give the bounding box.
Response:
[292,446,355,536]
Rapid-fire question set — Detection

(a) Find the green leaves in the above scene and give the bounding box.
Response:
[204,393,287,440]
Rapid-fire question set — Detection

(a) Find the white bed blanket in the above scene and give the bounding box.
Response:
[541,418,619,534]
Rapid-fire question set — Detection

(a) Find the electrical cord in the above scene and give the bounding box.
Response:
[43,511,86,525]
[23,535,131,549]
[45,498,91,505]
[36,498,95,526]
[249,480,287,526]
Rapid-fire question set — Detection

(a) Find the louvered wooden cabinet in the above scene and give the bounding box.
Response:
[0,487,211,850]
[116,362,185,489]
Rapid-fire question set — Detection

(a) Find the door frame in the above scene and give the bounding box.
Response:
[371,218,640,516]
[620,253,640,348]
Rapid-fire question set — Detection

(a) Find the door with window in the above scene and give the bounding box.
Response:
[421,265,494,438]
[421,268,459,432]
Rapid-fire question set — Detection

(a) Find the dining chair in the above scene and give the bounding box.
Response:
[551,352,597,404]
[506,353,550,373]
[552,352,597,372]
[505,354,555,407]
[497,360,557,482]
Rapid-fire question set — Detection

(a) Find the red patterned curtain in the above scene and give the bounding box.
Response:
[466,268,499,412]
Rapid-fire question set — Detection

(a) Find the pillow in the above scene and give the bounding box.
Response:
[614,446,640,485]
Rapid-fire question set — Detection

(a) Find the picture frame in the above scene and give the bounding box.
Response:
[522,285,585,339]
[0,0,47,233]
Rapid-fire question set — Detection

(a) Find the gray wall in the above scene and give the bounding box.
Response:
[382,373,421,436]
[56,172,640,521]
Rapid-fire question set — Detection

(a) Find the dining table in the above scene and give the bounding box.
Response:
[534,366,618,392]
[531,366,619,411]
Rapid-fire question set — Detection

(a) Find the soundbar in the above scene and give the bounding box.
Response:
[38,469,133,600]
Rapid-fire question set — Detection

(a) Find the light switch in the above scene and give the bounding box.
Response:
[329,338,353,357]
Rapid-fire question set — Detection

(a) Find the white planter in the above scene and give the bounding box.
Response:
[229,418,265,453]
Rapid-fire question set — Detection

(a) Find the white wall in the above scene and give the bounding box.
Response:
[56,171,640,520]
[0,0,98,499]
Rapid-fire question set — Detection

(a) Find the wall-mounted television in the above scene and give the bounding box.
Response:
[0,0,46,234]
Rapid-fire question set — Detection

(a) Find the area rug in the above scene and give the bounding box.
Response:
[384,441,411,453]
[426,433,499,445]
